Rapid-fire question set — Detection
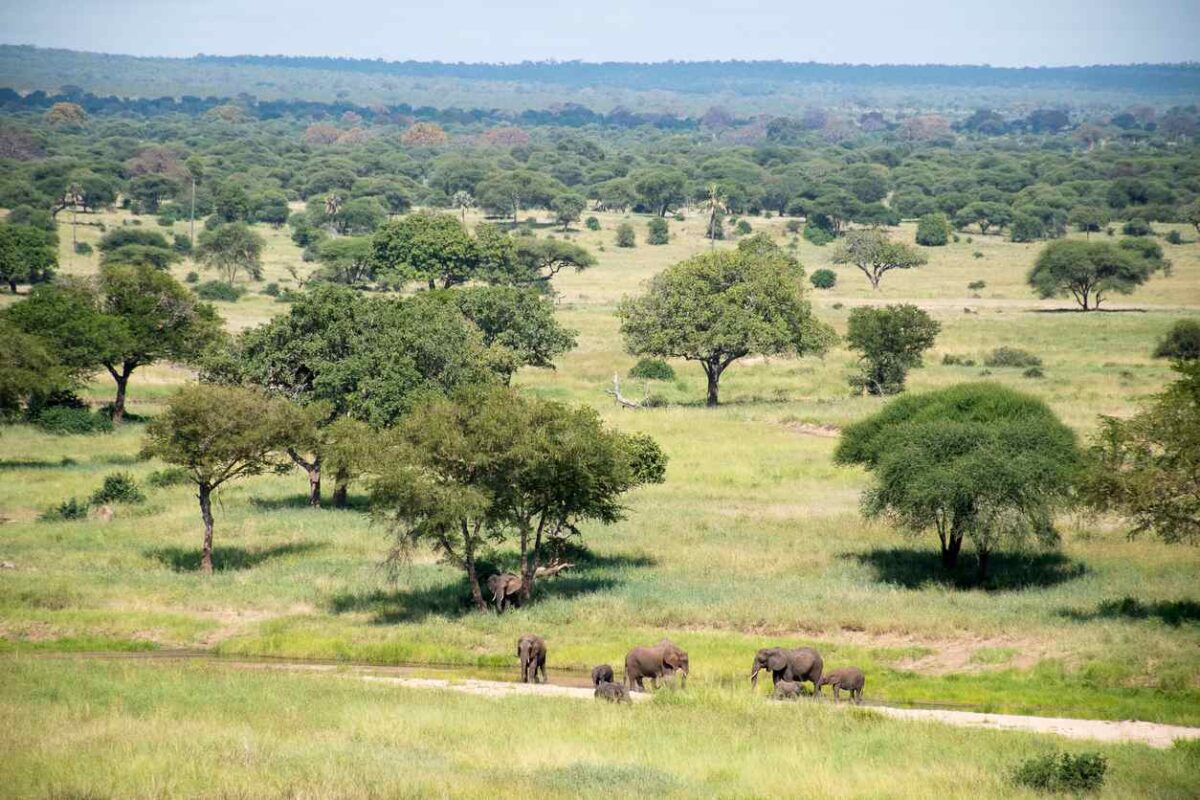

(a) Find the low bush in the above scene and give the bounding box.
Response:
[1122,218,1154,237]
[73,241,93,255]
[1153,319,1200,361]
[640,393,668,408]
[262,282,280,297]
[985,347,1042,368]
[967,280,986,290]
[146,466,191,488]
[173,234,193,254]
[194,281,245,302]
[1012,751,1106,794]
[1023,366,1046,379]
[647,217,669,245]
[615,223,636,248]
[585,216,600,231]
[89,472,146,506]
[40,498,89,522]
[734,220,752,236]
[802,223,835,246]
[184,271,199,283]
[1165,230,1183,245]
[810,269,837,289]
[785,219,802,234]
[942,353,976,366]
[34,407,113,435]
[629,358,675,381]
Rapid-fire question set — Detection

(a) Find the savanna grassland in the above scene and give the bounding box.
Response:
[2,205,1199,798]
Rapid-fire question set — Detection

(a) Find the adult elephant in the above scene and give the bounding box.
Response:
[750,647,823,694]
[625,638,689,692]
[486,572,522,613]
[517,634,546,684]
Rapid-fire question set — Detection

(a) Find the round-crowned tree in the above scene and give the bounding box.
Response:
[915,213,951,246]
[834,383,1080,581]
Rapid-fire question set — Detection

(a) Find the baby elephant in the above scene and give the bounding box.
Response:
[819,667,865,704]
[517,634,547,684]
[771,680,804,700]
[592,664,615,687]
[595,681,631,704]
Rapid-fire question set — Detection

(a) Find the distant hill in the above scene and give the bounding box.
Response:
[2,45,1198,114]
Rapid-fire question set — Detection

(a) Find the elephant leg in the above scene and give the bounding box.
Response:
[832,686,840,703]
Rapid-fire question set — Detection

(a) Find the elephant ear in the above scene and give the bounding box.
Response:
[767,651,787,672]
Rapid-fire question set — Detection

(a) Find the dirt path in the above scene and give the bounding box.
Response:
[22,651,1199,748]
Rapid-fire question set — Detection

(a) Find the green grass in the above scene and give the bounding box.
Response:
[2,210,1199,773]
[1,658,1196,800]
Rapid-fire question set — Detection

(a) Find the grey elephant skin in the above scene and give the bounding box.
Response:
[625,638,688,692]
[819,667,865,703]
[592,664,615,686]
[771,680,804,700]
[595,681,631,703]
[750,646,823,694]
[487,573,522,613]
[517,634,546,683]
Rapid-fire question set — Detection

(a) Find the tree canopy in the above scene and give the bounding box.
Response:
[1028,239,1158,310]
[832,229,927,290]
[845,304,940,395]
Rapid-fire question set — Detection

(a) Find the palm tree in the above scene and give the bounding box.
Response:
[451,190,475,224]
[324,194,343,235]
[703,184,726,248]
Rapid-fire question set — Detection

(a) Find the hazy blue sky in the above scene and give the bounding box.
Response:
[1,0,1197,66]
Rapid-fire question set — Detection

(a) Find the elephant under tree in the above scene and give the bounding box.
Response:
[624,638,689,692]
[517,634,546,683]
[819,667,865,704]
[750,647,823,695]
[487,573,522,613]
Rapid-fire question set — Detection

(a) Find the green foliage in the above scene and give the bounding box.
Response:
[90,472,145,506]
[584,216,600,231]
[0,223,57,291]
[1023,366,1045,379]
[967,280,986,290]
[1153,319,1200,361]
[499,236,596,287]
[618,239,833,405]
[315,236,374,285]
[835,383,1080,579]
[646,217,669,245]
[734,219,752,236]
[32,405,113,435]
[74,241,93,255]
[802,222,834,246]
[172,234,192,255]
[954,202,1011,235]
[371,211,478,288]
[628,357,675,381]
[984,347,1042,368]
[1081,362,1200,544]
[197,222,265,283]
[0,318,70,419]
[1012,751,1106,794]
[551,193,586,230]
[942,353,976,366]
[809,268,837,289]
[184,271,199,284]
[833,229,927,289]
[145,467,190,488]
[39,497,89,522]
[1028,239,1156,310]
[449,285,578,376]
[914,213,951,246]
[1165,229,1183,245]
[615,222,636,248]
[1067,206,1109,237]
[1121,218,1153,237]
[194,280,245,302]
[845,304,940,395]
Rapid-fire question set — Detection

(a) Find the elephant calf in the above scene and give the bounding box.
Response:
[517,634,547,684]
[819,667,865,704]
[771,680,804,700]
[592,664,615,687]
[595,681,631,704]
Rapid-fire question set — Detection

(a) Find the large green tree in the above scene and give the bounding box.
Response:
[6,265,222,423]
[447,286,577,378]
[845,304,940,395]
[618,237,833,406]
[142,385,304,573]
[1028,239,1157,311]
[371,211,479,289]
[835,383,1080,580]
[0,223,57,293]
[833,229,928,290]
[197,222,265,284]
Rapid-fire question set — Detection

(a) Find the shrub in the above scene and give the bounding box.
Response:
[785,219,802,234]
[810,269,837,289]
[985,347,1042,368]
[967,280,986,290]
[915,213,951,246]
[1012,751,1106,794]
[629,357,675,381]
[40,497,89,522]
[34,407,113,435]
[172,233,193,254]
[647,217,669,245]
[942,354,976,366]
[74,241,93,255]
[184,271,199,284]
[1165,230,1183,245]
[1023,366,1045,379]
[90,472,145,505]
[194,281,245,302]
[585,216,600,231]
[615,223,636,248]
[1122,218,1153,236]
[673,213,685,222]
[1153,319,1200,361]
[734,219,752,236]
[146,467,190,487]
[262,282,280,297]
[972,251,984,259]
[802,223,835,246]
[831,302,844,310]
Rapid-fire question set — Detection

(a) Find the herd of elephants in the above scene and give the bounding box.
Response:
[515,635,867,705]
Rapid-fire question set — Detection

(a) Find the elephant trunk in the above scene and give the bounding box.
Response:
[750,664,761,689]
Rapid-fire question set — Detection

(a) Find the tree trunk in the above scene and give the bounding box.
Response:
[976,548,991,583]
[463,533,487,612]
[288,450,321,507]
[941,531,963,570]
[198,483,215,574]
[110,364,133,425]
[332,466,349,508]
[703,360,724,407]
[7,279,16,294]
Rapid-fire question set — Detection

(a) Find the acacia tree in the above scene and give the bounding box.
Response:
[315,237,374,284]
[1028,239,1156,310]
[845,304,940,395]
[551,193,586,231]
[197,222,265,284]
[142,385,303,573]
[1081,361,1199,544]
[618,238,833,406]
[5,265,222,423]
[369,387,666,611]
[833,229,928,290]
[835,383,1080,581]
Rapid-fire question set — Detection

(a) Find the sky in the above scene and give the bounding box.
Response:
[0,0,1197,66]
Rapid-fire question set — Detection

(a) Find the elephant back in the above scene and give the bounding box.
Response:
[788,647,823,682]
